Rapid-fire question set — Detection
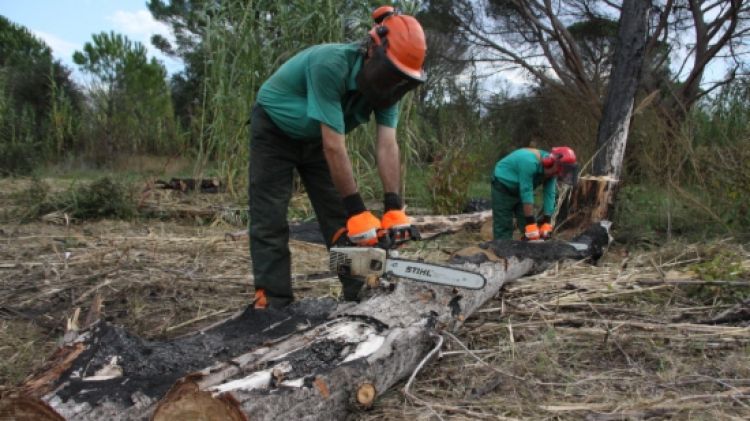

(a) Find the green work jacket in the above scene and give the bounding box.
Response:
[256,42,399,139]
[493,148,557,215]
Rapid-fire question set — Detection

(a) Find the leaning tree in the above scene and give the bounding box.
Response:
[438,0,750,224]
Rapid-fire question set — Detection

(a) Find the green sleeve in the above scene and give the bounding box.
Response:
[542,176,557,215]
[306,61,346,134]
[374,103,399,128]
[518,160,537,205]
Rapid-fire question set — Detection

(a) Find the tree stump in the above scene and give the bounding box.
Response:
[557,176,619,232]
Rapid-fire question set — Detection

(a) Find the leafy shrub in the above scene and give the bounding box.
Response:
[428,145,481,214]
[10,178,53,221]
[0,138,40,176]
[613,183,737,244]
[689,249,748,281]
[684,247,750,304]
[15,177,135,221]
[65,177,136,219]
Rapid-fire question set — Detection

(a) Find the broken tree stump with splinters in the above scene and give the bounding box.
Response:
[0,222,611,420]
[557,175,619,231]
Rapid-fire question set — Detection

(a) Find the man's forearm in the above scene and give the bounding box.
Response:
[321,124,357,197]
[523,204,535,218]
[376,125,400,193]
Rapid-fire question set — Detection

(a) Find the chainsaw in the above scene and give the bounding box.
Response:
[329,227,486,290]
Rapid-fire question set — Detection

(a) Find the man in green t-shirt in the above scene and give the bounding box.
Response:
[250,7,427,309]
[491,147,578,240]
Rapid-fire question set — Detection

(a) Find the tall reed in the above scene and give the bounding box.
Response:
[194,0,373,195]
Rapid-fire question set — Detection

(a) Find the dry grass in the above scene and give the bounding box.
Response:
[365,243,750,420]
[0,217,336,389]
[1,179,749,419]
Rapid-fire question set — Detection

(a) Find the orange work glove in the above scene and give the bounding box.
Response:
[539,223,553,240]
[524,223,540,241]
[381,193,414,244]
[346,211,381,246]
[381,209,413,244]
[381,209,410,230]
[538,215,553,240]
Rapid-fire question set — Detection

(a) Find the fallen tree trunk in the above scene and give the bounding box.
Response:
[224,210,492,243]
[1,222,610,420]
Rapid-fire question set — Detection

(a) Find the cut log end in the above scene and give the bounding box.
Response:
[356,383,376,408]
[21,343,86,397]
[365,274,381,289]
[153,377,246,421]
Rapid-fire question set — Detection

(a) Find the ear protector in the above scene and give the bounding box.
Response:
[373,6,395,24]
[372,6,394,43]
[542,155,556,168]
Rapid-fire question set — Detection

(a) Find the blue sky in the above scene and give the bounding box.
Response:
[1,1,736,94]
[1,0,182,77]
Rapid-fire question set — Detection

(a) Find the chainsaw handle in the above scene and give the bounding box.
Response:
[377,226,421,249]
[332,226,421,249]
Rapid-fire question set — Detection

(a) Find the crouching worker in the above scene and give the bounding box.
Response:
[249,6,427,309]
[491,147,578,240]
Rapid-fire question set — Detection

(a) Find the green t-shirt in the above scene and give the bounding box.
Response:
[493,148,557,215]
[256,42,399,139]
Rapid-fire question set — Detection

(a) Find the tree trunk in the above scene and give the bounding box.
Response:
[574,0,649,228]
[1,224,610,420]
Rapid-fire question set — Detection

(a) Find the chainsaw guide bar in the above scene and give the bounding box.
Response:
[329,247,486,290]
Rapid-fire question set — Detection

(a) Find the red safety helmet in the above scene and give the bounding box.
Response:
[543,146,578,186]
[369,6,427,82]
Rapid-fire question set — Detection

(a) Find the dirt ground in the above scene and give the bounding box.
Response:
[1,178,749,419]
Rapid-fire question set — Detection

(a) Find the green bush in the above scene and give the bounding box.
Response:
[65,177,136,219]
[14,177,135,221]
[10,178,52,220]
[0,138,40,176]
[684,247,750,304]
[613,183,731,243]
[428,145,482,214]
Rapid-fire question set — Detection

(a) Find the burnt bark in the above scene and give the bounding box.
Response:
[593,0,649,180]
[1,223,610,420]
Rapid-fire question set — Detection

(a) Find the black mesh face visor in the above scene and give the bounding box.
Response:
[356,45,422,109]
[558,163,579,186]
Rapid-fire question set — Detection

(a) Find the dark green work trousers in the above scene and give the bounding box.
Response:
[248,104,363,307]
[491,179,526,240]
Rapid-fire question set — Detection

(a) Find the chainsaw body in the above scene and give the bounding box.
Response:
[329,227,486,290]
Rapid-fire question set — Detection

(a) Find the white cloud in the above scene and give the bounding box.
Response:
[107,9,172,42]
[33,30,80,59]
[106,9,183,74]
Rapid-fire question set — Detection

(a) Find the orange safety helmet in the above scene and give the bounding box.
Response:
[368,6,427,82]
[543,146,578,185]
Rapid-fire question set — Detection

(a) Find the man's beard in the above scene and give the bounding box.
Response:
[356,47,421,110]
